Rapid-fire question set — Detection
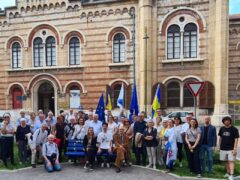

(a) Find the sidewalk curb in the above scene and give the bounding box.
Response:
[0,162,71,173]
[132,165,233,180]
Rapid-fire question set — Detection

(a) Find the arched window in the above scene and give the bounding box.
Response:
[12,42,21,69]
[12,87,23,109]
[167,82,180,107]
[69,37,80,65]
[69,85,80,109]
[167,25,181,59]
[33,37,44,67]
[46,36,56,66]
[113,33,126,63]
[183,83,194,107]
[112,83,125,108]
[184,23,197,58]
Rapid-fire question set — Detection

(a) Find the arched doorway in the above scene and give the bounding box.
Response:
[38,82,55,114]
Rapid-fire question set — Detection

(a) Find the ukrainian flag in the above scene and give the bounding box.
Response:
[152,84,161,117]
[106,91,112,110]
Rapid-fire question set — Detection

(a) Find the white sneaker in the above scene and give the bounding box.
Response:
[224,173,230,178]
[106,163,110,168]
[146,164,152,168]
[153,165,156,169]
[228,175,234,180]
[179,162,183,168]
[101,163,104,168]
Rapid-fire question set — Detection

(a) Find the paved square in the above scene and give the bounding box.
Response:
[0,164,185,180]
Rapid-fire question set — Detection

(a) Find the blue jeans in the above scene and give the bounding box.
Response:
[199,145,213,174]
[45,156,62,173]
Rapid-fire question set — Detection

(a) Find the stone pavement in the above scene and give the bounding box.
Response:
[0,164,192,180]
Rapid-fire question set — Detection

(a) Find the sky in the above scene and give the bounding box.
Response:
[0,0,240,14]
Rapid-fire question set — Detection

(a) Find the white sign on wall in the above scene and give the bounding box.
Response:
[70,90,80,108]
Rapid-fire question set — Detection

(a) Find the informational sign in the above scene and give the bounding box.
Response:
[70,90,80,109]
[16,96,27,101]
[186,82,205,97]
[229,100,240,105]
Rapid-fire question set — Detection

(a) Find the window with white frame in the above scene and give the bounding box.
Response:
[167,25,181,59]
[69,37,80,65]
[183,23,197,58]
[113,33,126,63]
[46,36,56,66]
[167,23,198,60]
[12,42,21,69]
[33,37,44,67]
[33,36,56,67]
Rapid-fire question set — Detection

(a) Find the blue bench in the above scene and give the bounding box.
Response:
[65,139,86,158]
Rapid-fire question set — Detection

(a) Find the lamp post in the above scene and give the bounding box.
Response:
[143,27,149,114]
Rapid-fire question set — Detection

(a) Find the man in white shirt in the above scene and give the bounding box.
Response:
[42,134,61,172]
[180,113,192,167]
[65,109,74,123]
[35,113,46,130]
[45,111,56,126]
[16,110,30,127]
[89,114,102,136]
[97,122,113,168]
[85,112,94,127]
[26,123,48,168]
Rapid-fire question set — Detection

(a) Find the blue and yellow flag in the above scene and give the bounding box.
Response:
[152,84,161,117]
[106,90,112,111]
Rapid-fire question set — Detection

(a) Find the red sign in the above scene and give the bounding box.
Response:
[186,82,205,97]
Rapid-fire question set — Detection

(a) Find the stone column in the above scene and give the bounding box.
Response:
[138,0,153,115]
[211,0,229,126]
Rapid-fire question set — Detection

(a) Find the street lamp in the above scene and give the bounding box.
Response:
[143,27,149,114]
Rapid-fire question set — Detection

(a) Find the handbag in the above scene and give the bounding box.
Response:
[54,138,62,147]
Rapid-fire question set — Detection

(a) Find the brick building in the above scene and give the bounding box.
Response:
[0,0,230,125]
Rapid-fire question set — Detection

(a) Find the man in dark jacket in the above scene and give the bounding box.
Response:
[199,116,217,176]
[16,118,31,164]
[133,112,147,165]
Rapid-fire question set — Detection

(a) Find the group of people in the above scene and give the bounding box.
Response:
[0,108,239,179]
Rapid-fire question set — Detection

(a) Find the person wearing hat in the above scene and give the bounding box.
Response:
[16,118,31,164]
[16,110,30,127]
[219,116,239,180]
[0,113,15,167]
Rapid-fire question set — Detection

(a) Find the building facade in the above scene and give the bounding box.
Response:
[0,0,230,125]
[229,14,240,120]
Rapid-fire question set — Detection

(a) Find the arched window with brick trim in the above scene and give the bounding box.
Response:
[113,33,126,63]
[69,85,81,109]
[12,87,23,109]
[33,37,44,67]
[69,37,80,65]
[183,23,198,58]
[167,25,181,59]
[110,82,128,109]
[12,42,21,69]
[46,36,56,66]
[167,81,180,107]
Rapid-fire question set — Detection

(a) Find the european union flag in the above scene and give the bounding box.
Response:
[129,82,139,123]
[96,93,105,122]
